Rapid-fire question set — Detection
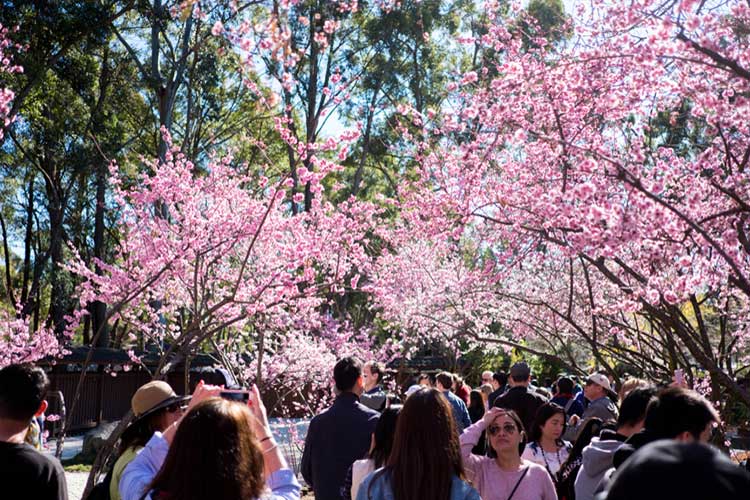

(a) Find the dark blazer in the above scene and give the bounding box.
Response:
[493,385,549,434]
[301,392,379,500]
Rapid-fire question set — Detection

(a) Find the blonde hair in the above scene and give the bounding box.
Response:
[618,377,649,404]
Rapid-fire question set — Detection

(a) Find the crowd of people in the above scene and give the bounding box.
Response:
[1,359,749,500]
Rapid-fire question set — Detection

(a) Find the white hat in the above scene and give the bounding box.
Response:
[404,384,422,398]
[587,373,618,398]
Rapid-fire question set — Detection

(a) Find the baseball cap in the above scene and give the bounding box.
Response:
[131,381,190,420]
[587,372,618,399]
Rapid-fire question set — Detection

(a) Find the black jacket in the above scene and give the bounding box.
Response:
[301,392,379,500]
[493,385,548,433]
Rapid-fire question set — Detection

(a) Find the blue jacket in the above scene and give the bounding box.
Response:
[301,392,379,500]
[441,390,472,433]
[356,468,480,500]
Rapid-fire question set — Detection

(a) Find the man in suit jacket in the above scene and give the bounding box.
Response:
[301,357,380,500]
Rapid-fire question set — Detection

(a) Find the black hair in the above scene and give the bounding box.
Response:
[117,411,167,456]
[493,372,507,386]
[644,387,719,440]
[557,376,574,394]
[366,361,385,383]
[528,402,567,444]
[617,386,657,429]
[0,364,48,421]
[370,407,400,468]
[334,357,363,392]
[436,372,454,390]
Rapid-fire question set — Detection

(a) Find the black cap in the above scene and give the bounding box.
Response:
[600,440,750,500]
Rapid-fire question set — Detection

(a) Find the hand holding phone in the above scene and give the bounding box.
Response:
[220,389,251,404]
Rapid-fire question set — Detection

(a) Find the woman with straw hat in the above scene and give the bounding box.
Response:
[108,381,190,500]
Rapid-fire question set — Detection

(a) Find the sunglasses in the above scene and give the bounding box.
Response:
[488,424,518,436]
[166,402,186,414]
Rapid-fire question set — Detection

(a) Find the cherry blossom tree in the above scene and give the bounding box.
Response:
[398,0,750,407]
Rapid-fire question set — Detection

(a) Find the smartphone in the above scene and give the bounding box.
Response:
[220,389,251,404]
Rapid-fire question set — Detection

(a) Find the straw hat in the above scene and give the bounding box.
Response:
[131,381,190,420]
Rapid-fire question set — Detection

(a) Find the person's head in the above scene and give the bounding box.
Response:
[486,409,527,457]
[469,390,485,412]
[382,388,463,500]
[602,440,750,500]
[454,376,464,390]
[119,381,188,454]
[492,371,507,391]
[334,357,364,395]
[479,384,492,406]
[481,370,493,385]
[618,377,649,404]
[435,372,454,392]
[644,387,719,443]
[147,398,264,500]
[529,402,566,445]
[417,373,431,387]
[556,376,574,395]
[616,386,657,437]
[370,407,400,468]
[584,372,616,401]
[363,361,385,391]
[509,362,531,386]
[0,364,48,428]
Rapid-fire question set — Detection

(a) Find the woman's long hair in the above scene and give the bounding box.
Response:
[528,402,567,445]
[370,407,400,468]
[376,388,464,500]
[117,411,165,456]
[468,390,485,423]
[146,398,264,500]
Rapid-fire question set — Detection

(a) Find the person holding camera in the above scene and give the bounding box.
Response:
[119,382,299,500]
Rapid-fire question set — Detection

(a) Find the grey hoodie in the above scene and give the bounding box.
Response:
[574,436,624,500]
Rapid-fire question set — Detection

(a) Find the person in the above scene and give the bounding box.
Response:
[0,364,67,500]
[616,377,648,404]
[550,377,584,419]
[488,371,508,407]
[436,372,472,433]
[356,387,480,500]
[610,386,719,469]
[459,407,557,500]
[341,407,401,500]
[467,390,486,455]
[522,403,572,479]
[361,361,387,412]
[417,373,431,387]
[574,387,656,500]
[557,418,605,500]
[479,383,493,408]
[120,383,299,500]
[481,370,494,386]
[599,440,750,500]
[109,381,190,500]
[455,376,471,406]
[302,357,379,500]
[565,373,618,441]
[493,362,549,434]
